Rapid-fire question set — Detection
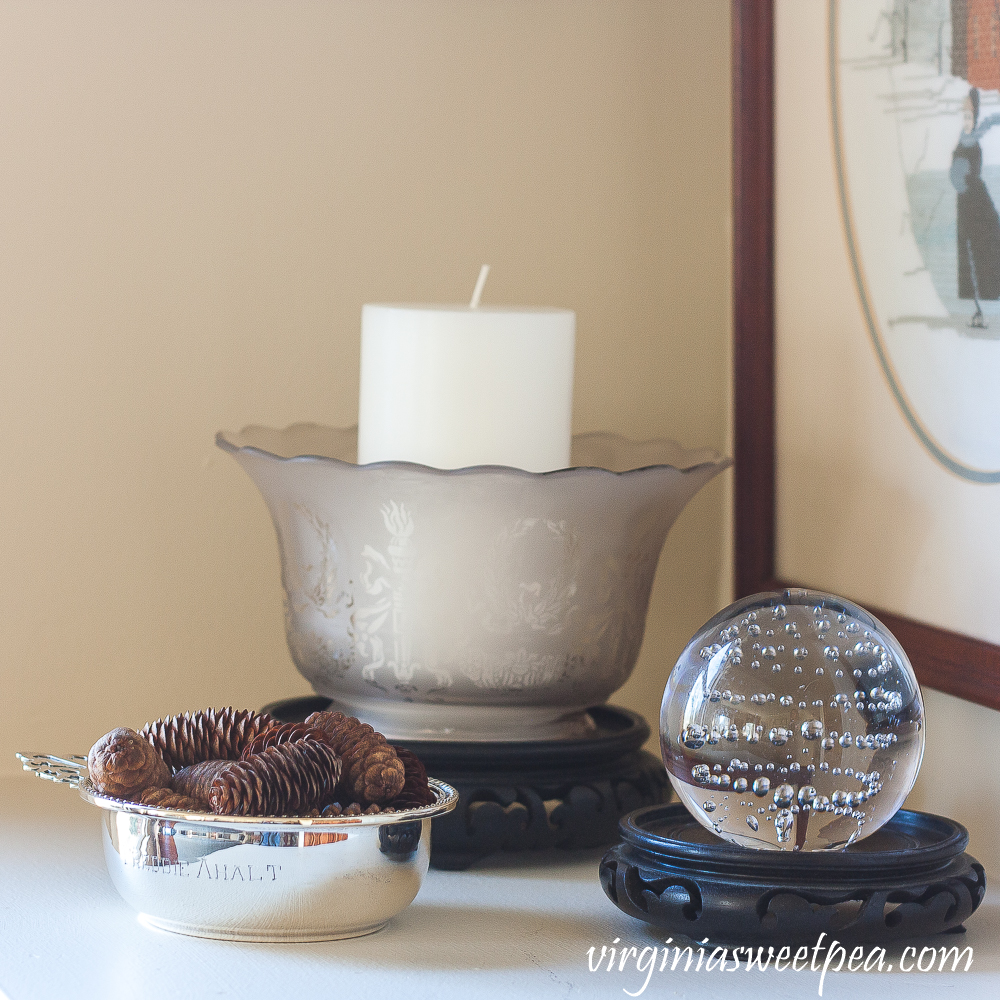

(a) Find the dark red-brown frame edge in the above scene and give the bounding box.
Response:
[731,0,1000,711]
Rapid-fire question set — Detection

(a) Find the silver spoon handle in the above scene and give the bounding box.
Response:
[16,752,88,786]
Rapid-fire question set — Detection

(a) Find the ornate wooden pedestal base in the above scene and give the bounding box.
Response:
[262,696,670,870]
[601,802,986,945]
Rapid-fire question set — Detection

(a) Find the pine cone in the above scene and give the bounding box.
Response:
[210,740,343,816]
[137,786,201,810]
[240,722,332,760]
[323,801,361,817]
[88,727,171,799]
[305,710,406,804]
[390,748,436,809]
[321,800,392,817]
[140,708,274,772]
[172,759,231,807]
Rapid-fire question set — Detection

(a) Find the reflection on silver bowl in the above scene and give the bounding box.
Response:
[217,425,730,742]
[18,752,457,942]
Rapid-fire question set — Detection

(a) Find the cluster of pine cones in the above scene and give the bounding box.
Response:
[86,707,435,817]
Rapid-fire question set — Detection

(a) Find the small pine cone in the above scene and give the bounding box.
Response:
[209,740,342,816]
[390,748,436,809]
[88,727,171,800]
[140,708,274,772]
[320,801,363,817]
[321,801,385,816]
[240,722,333,760]
[305,710,406,804]
[172,759,231,807]
[137,786,201,810]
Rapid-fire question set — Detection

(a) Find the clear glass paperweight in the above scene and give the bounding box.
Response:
[217,424,729,742]
[659,590,925,851]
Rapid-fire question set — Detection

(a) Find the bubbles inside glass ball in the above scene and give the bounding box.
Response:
[659,590,925,851]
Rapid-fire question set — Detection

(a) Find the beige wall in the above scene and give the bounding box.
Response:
[0,2,733,773]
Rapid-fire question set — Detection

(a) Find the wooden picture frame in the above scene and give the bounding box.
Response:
[731,0,1000,711]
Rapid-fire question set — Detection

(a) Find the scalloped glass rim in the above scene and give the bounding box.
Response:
[216,423,730,477]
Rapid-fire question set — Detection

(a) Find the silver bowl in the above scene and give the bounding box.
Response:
[18,753,458,942]
[217,424,730,742]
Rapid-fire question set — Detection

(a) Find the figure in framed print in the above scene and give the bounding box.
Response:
[952,86,1000,324]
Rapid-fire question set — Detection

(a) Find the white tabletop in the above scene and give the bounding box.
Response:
[1,776,997,1000]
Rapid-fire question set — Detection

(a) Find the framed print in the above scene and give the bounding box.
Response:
[833,0,1000,482]
[732,0,1000,710]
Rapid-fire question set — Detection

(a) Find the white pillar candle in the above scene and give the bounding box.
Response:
[357,302,575,471]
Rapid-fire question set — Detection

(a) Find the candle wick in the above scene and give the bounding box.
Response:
[469,265,490,309]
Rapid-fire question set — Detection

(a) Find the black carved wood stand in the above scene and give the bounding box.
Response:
[262,696,670,870]
[601,802,986,945]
